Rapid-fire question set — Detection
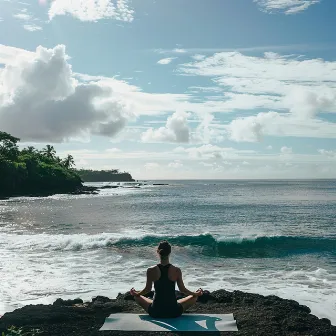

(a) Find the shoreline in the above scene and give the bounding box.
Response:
[0,290,335,335]
[0,185,124,200]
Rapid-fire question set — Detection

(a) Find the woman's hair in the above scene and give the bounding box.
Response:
[157,240,171,258]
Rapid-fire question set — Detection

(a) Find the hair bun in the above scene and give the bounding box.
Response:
[157,241,171,257]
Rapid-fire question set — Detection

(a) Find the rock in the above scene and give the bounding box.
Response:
[92,296,112,304]
[53,298,83,306]
[99,185,119,189]
[320,318,332,326]
[0,289,335,336]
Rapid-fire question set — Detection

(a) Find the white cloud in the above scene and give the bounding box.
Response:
[173,48,187,53]
[1,44,218,143]
[281,146,293,154]
[181,51,336,141]
[141,111,190,143]
[23,24,42,31]
[0,45,34,65]
[144,162,160,170]
[174,144,254,161]
[48,0,134,22]
[254,0,321,14]
[192,54,206,61]
[13,8,43,31]
[225,111,336,142]
[267,145,273,150]
[13,12,31,20]
[157,58,176,65]
[318,149,336,158]
[168,161,183,168]
[0,45,133,142]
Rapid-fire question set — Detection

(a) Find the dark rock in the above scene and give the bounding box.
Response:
[211,289,233,303]
[53,298,83,306]
[92,296,112,304]
[320,318,332,326]
[0,289,335,336]
[99,185,119,189]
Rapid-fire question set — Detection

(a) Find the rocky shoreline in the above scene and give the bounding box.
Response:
[0,185,124,199]
[0,290,335,335]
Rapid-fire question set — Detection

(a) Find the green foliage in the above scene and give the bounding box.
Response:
[77,169,134,182]
[2,326,41,336]
[0,131,82,197]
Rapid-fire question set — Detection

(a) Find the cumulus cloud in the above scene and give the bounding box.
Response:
[254,0,321,14]
[141,111,190,143]
[48,0,134,22]
[281,146,293,154]
[0,45,133,142]
[157,58,176,65]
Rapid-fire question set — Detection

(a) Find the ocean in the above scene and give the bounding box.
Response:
[0,180,335,323]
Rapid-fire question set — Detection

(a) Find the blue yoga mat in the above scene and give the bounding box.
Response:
[100,313,238,332]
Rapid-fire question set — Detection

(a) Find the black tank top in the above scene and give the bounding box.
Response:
[151,264,177,308]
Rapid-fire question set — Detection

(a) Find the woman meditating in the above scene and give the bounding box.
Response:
[130,240,203,318]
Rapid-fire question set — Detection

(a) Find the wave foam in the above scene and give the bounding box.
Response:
[2,232,335,257]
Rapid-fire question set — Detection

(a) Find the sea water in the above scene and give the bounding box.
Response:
[0,180,335,323]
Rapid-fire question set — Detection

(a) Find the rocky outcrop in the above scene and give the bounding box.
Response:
[0,290,335,335]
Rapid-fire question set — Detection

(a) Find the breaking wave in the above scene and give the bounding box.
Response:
[3,232,336,258]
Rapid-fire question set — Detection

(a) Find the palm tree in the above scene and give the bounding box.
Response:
[62,154,75,169]
[22,146,37,155]
[42,145,56,159]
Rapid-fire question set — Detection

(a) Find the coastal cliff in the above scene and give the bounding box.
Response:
[0,290,335,335]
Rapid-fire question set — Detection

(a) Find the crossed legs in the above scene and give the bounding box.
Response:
[134,295,153,313]
[134,294,198,314]
[177,295,198,312]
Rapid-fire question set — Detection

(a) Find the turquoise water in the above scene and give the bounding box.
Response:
[0,180,335,323]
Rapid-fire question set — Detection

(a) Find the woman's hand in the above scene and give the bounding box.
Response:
[130,287,140,297]
[193,288,204,297]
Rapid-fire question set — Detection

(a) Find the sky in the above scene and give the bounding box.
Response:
[0,0,336,179]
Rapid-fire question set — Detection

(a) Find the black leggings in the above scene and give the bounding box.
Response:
[148,302,183,318]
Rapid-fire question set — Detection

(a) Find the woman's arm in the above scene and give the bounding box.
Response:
[130,268,153,297]
[176,268,203,297]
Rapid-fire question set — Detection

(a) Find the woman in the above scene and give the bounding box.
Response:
[130,240,203,318]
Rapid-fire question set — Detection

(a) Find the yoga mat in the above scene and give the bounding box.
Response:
[100,313,238,332]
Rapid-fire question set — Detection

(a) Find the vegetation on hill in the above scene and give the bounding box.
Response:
[76,169,134,182]
[0,131,82,197]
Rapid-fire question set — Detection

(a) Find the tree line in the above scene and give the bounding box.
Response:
[76,169,134,182]
[0,131,82,197]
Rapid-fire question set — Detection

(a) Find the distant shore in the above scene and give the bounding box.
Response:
[0,289,334,335]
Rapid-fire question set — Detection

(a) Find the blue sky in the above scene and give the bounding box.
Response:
[0,0,335,179]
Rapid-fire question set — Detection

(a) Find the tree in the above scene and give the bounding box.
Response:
[62,154,75,169]
[21,146,37,155]
[0,131,83,197]
[42,145,56,159]
[0,131,20,161]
